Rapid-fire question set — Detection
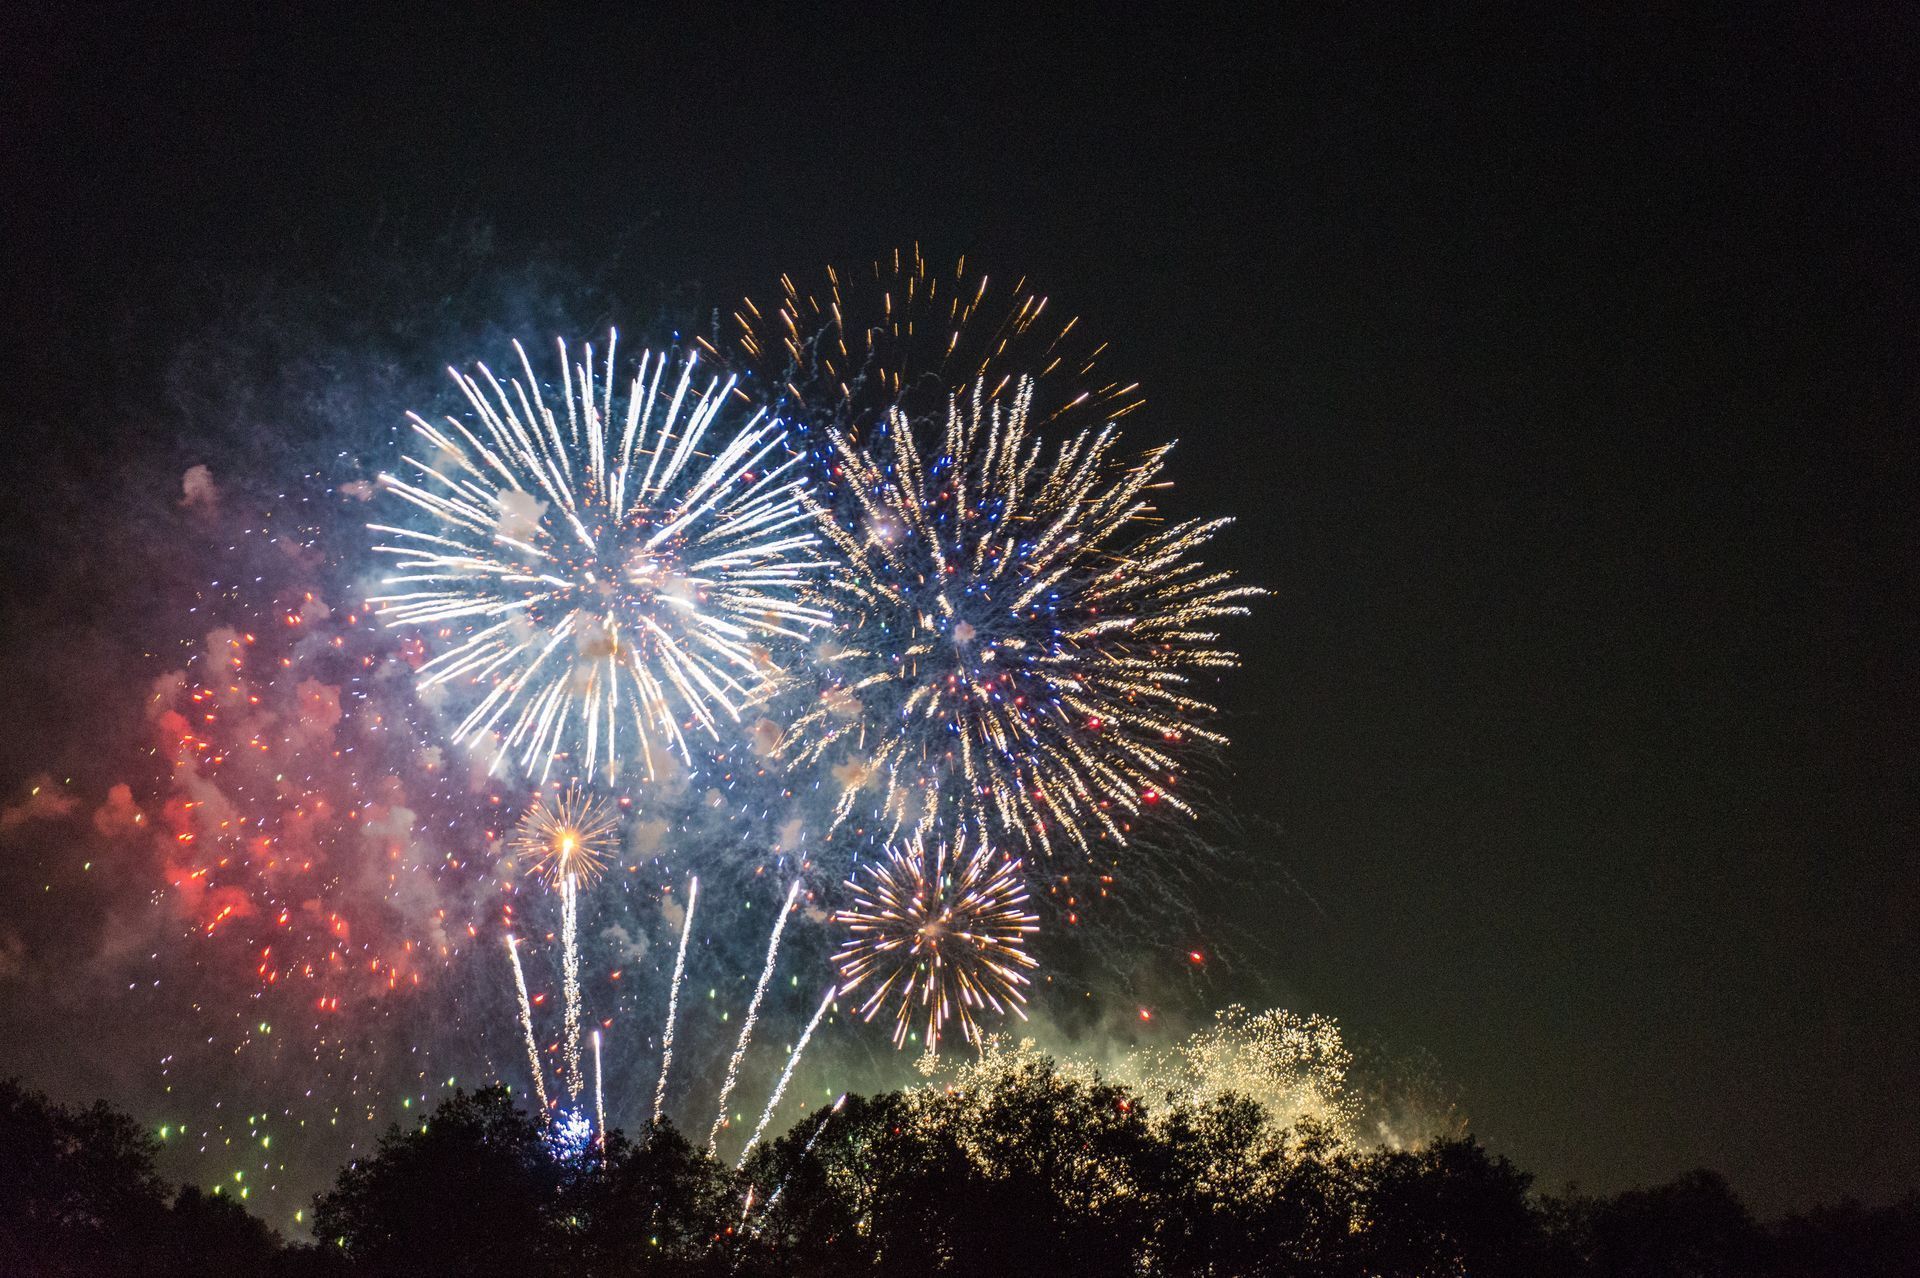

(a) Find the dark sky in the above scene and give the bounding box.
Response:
[3,2,1915,1214]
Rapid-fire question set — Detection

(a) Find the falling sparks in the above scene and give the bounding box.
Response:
[370,336,829,785]
[834,834,1038,1051]
[1125,1006,1360,1148]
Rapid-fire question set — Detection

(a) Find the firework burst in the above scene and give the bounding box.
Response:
[370,335,829,784]
[710,247,1142,438]
[777,377,1261,856]
[510,783,620,888]
[834,834,1039,1051]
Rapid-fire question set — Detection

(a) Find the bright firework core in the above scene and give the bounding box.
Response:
[511,783,619,888]
[371,335,829,784]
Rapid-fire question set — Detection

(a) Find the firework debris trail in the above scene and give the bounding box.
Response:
[561,874,584,1101]
[738,985,836,1166]
[709,878,802,1152]
[505,932,550,1115]
[652,876,698,1125]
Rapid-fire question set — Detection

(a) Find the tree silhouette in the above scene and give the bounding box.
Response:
[1773,1193,1920,1278]
[0,1077,171,1275]
[1546,1168,1764,1277]
[311,1086,559,1277]
[549,1121,733,1275]
[5,1067,1920,1274]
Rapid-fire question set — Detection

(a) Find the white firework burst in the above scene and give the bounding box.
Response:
[370,335,829,783]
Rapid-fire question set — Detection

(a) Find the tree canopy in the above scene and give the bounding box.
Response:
[3,1068,1916,1276]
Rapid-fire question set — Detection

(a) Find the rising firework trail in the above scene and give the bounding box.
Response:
[835,834,1039,1051]
[778,375,1262,858]
[754,1094,847,1228]
[652,877,698,1126]
[504,932,549,1114]
[592,1028,605,1150]
[709,879,801,1151]
[508,787,614,1105]
[739,986,836,1166]
[370,335,829,784]
[561,874,584,1101]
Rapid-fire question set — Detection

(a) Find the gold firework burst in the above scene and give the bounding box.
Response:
[714,246,1144,434]
[833,834,1039,1052]
[512,784,620,887]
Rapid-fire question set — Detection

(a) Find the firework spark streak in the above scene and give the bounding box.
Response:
[370,335,829,784]
[738,985,836,1166]
[709,879,801,1151]
[779,376,1261,857]
[652,877,697,1125]
[835,835,1039,1051]
[754,1094,846,1228]
[561,874,584,1101]
[505,932,549,1114]
[592,1028,605,1150]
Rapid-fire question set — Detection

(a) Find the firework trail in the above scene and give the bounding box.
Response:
[835,834,1038,1052]
[505,932,549,1114]
[754,1094,846,1227]
[777,376,1261,859]
[592,1028,605,1150]
[561,874,584,1101]
[652,876,698,1125]
[738,985,836,1166]
[370,335,829,785]
[709,878,801,1151]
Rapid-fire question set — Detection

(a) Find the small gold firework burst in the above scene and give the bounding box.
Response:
[833,834,1039,1052]
[512,784,620,887]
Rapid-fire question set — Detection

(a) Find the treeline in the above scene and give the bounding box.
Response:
[3,1069,1915,1277]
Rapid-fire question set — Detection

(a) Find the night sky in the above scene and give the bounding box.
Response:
[3,3,1914,1218]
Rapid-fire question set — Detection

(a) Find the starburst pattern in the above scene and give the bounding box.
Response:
[510,783,620,888]
[370,336,828,784]
[779,377,1262,856]
[833,834,1038,1051]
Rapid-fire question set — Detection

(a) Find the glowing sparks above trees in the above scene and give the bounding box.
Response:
[370,336,828,785]
[833,835,1039,1051]
[778,377,1263,856]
